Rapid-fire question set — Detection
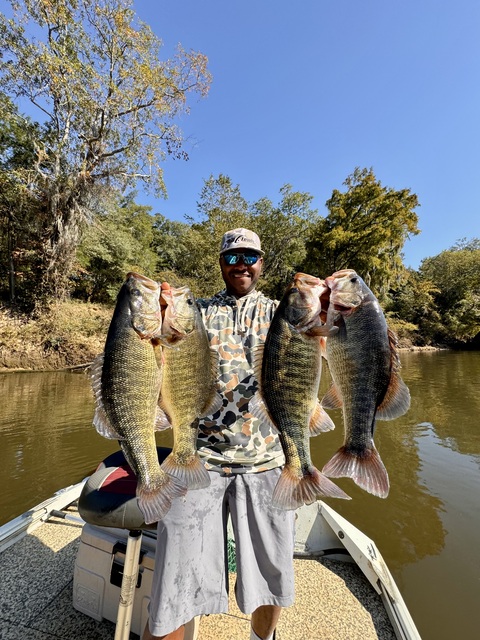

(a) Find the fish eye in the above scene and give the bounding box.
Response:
[187,298,194,305]
[131,288,141,297]
[350,277,358,283]
[290,287,299,294]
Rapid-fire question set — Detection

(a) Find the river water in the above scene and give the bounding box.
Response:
[1,350,479,640]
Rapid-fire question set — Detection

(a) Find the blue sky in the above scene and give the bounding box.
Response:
[132,0,479,270]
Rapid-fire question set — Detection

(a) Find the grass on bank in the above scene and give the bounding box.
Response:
[0,301,113,370]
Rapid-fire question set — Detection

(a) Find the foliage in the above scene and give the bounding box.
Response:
[0,95,46,309]
[386,269,442,346]
[252,184,319,299]
[304,167,420,300]
[0,0,211,298]
[166,174,252,296]
[74,192,158,303]
[418,240,480,343]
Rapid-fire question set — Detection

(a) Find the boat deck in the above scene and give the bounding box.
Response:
[0,506,397,640]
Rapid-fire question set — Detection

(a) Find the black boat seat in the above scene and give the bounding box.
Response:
[78,447,172,530]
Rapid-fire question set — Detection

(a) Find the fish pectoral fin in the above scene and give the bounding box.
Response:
[309,401,336,436]
[90,353,123,439]
[92,406,123,439]
[376,374,411,420]
[155,406,172,431]
[200,390,223,418]
[248,393,278,432]
[320,383,343,409]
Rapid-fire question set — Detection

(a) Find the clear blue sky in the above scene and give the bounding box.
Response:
[132,0,479,270]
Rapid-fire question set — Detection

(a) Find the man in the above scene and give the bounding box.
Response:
[143,229,295,640]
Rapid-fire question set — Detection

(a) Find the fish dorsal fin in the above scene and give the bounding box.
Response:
[90,353,123,440]
[321,383,343,409]
[309,401,336,436]
[249,392,278,433]
[155,405,172,431]
[376,328,411,420]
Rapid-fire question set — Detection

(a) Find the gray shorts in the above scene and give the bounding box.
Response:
[147,467,295,636]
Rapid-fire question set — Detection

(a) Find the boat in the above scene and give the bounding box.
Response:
[0,448,421,640]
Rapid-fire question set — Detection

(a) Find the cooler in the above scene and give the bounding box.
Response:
[73,522,157,636]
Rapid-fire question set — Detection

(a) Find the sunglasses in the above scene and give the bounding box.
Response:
[222,252,261,266]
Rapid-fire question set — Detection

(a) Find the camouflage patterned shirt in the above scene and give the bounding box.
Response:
[195,289,285,474]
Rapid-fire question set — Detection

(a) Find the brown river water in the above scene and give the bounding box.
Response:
[1,350,479,640]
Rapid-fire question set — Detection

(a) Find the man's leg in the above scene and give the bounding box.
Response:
[229,469,295,634]
[251,604,281,639]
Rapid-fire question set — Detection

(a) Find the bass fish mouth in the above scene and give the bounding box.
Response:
[126,272,160,292]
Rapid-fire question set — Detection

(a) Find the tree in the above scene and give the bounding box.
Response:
[386,269,441,346]
[0,0,211,298]
[252,184,319,299]
[74,192,159,303]
[174,175,252,296]
[419,240,480,343]
[304,167,420,299]
[0,94,46,307]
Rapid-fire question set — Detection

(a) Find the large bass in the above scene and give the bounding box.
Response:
[321,269,411,498]
[251,273,350,509]
[91,273,186,525]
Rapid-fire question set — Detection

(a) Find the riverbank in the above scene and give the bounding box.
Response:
[0,302,112,372]
[0,301,442,373]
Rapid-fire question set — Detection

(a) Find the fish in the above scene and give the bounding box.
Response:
[90,272,186,525]
[321,269,411,498]
[158,285,222,489]
[250,273,350,509]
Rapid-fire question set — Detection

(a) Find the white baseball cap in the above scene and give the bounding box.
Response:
[219,228,264,255]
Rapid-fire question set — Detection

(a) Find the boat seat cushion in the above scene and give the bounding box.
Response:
[78,447,172,530]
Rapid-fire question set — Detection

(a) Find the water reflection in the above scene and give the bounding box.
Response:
[0,371,118,525]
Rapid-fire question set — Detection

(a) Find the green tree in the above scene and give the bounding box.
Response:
[174,175,252,296]
[386,269,441,346]
[305,167,420,299]
[0,95,45,307]
[0,0,211,298]
[252,184,319,299]
[419,239,480,343]
[75,192,158,303]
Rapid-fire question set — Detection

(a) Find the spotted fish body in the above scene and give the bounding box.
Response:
[91,273,186,525]
[321,269,411,498]
[159,286,221,489]
[251,273,350,509]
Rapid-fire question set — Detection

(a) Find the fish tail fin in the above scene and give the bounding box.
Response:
[161,453,211,490]
[272,465,350,510]
[322,445,390,498]
[137,472,187,525]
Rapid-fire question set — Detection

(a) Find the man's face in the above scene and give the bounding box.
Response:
[219,250,263,298]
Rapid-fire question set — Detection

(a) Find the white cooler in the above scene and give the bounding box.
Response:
[73,523,157,636]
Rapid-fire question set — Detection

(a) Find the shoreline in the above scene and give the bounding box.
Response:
[0,345,447,375]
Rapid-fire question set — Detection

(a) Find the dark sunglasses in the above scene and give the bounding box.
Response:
[222,252,261,266]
